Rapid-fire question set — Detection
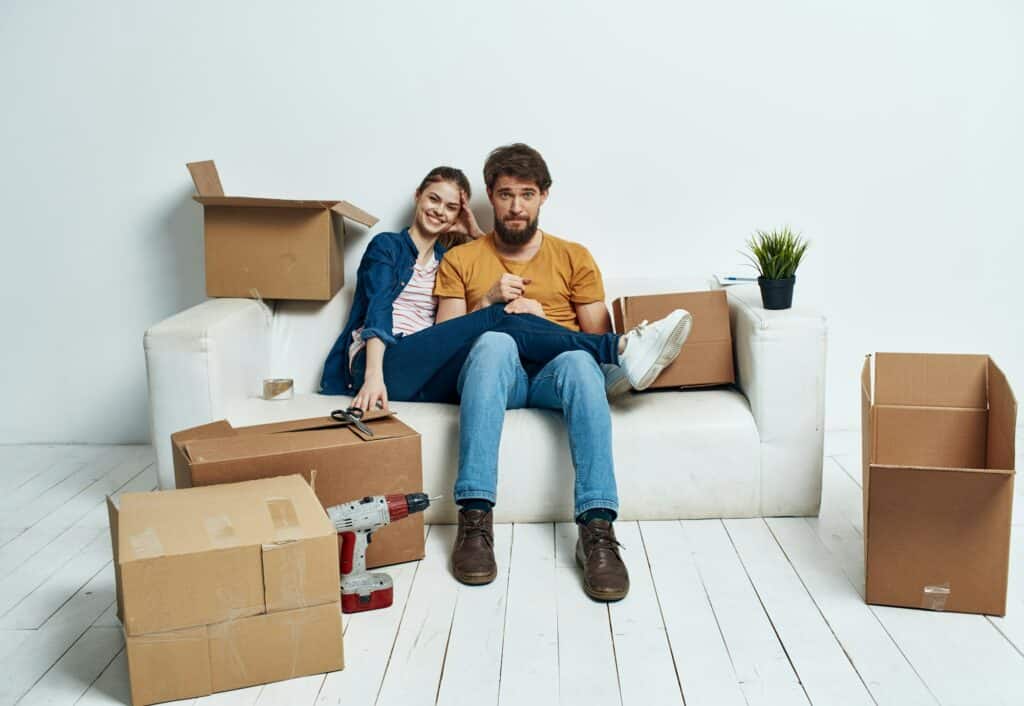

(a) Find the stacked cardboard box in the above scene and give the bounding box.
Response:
[171,411,424,568]
[108,475,344,705]
[186,160,378,300]
[861,353,1017,615]
[612,290,735,388]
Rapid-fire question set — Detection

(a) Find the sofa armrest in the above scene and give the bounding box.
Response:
[144,299,272,489]
[725,284,827,515]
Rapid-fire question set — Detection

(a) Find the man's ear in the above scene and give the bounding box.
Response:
[539,190,549,207]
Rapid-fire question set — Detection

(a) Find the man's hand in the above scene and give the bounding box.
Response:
[505,297,545,318]
[352,371,388,413]
[483,274,531,306]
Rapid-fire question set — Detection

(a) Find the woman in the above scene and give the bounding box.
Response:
[320,166,690,408]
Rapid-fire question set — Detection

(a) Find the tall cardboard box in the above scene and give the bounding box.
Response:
[611,290,735,388]
[107,476,344,705]
[186,160,379,300]
[861,353,1017,615]
[171,412,424,568]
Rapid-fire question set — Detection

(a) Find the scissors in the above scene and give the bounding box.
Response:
[331,407,375,437]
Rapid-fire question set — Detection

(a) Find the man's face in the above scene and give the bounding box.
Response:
[488,175,548,246]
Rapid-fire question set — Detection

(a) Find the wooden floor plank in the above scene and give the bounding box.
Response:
[0,445,61,495]
[553,522,620,706]
[74,648,131,706]
[681,519,809,706]
[725,518,874,706]
[375,525,459,706]
[609,522,683,706]
[0,446,107,517]
[0,562,114,705]
[436,524,513,706]
[767,518,938,706]
[497,523,558,706]
[19,626,124,706]
[254,674,325,706]
[640,521,746,706]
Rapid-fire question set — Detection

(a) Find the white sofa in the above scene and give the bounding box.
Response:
[144,277,827,524]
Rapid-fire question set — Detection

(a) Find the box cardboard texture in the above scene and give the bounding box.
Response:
[107,475,344,705]
[861,353,1017,616]
[187,160,379,301]
[611,290,735,389]
[172,411,424,568]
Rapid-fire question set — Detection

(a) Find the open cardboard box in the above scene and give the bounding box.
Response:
[611,290,734,388]
[171,411,424,568]
[861,352,1017,615]
[187,160,379,300]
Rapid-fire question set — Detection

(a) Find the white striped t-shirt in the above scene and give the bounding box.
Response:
[349,253,440,369]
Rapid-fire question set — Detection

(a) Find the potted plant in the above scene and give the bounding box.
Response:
[742,227,809,310]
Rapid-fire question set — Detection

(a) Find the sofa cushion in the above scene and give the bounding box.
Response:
[224,387,760,523]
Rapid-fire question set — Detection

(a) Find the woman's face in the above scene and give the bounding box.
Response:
[414,180,462,237]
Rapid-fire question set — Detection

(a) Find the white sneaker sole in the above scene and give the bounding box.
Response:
[605,368,632,400]
[632,311,693,391]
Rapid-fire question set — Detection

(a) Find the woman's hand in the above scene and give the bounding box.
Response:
[505,297,545,318]
[352,370,388,412]
[455,191,486,240]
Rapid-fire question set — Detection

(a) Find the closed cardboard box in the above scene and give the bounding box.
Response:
[186,160,378,301]
[611,290,735,389]
[861,353,1017,615]
[171,412,424,568]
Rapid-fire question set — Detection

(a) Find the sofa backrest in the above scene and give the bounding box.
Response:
[270,275,714,395]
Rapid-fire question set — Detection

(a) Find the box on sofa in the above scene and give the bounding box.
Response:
[611,290,734,389]
[171,411,425,568]
[861,352,1017,616]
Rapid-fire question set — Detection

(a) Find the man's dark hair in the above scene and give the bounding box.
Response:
[416,166,471,199]
[483,143,552,192]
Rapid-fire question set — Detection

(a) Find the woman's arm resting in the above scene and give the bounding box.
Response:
[436,297,468,324]
[352,338,389,411]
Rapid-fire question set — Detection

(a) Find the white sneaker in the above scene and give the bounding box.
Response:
[602,364,631,401]
[618,310,693,390]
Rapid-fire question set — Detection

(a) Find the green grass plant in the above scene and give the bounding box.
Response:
[742,227,809,280]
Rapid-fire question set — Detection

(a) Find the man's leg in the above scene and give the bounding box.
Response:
[527,351,629,601]
[451,332,529,585]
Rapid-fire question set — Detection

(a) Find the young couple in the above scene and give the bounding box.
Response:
[321,144,692,601]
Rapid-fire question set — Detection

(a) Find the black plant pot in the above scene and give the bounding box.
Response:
[758,275,796,310]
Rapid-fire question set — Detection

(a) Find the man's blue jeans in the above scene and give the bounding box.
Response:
[454,332,619,519]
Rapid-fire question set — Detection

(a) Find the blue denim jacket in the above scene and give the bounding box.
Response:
[320,229,447,394]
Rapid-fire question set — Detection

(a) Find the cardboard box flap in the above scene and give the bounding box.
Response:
[194,195,342,210]
[187,160,224,197]
[987,359,1018,471]
[330,200,379,227]
[173,420,237,461]
[238,410,394,436]
[874,352,989,408]
[118,476,333,562]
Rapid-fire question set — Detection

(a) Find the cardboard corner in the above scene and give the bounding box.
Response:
[330,200,379,228]
[106,496,124,625]
[186,160,224,197]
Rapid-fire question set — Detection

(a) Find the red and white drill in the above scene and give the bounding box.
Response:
[326,493,433,614]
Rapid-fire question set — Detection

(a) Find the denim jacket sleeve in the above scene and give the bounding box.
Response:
[358,236,400,346]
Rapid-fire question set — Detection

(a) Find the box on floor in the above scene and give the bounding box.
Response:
[171,411,424,568]
[611,290,735,389]
[107,475,344,706]
[186,159,378,300]
[861,352,1017,616]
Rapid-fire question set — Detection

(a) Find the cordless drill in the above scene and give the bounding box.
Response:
[325,493,433,614]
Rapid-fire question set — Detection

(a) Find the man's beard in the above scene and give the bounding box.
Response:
[494,215,539,246]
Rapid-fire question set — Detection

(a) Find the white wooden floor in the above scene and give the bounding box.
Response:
[1,432,1023,706]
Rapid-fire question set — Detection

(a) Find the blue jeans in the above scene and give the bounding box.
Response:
[349,305,620,404]
[454,332,619,519]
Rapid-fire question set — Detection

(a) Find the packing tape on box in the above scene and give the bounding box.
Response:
[204,515,238,548]
[921,583,951,611]
[263,378,294,401]
[129,528,165,559]
[266,498,302,541]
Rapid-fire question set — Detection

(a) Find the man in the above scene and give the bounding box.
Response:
[434,144,687,601]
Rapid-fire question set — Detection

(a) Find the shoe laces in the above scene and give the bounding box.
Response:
[462,514,493,547]
[630,320,650,339]
[585,523,625,554]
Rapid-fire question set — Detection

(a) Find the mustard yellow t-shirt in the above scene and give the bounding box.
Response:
[433,231,605,331]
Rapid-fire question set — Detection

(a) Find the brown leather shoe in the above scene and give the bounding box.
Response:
[576,519,629,601]
[452,509,497,585]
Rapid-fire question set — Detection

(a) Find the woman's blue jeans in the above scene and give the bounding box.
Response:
[349,304,620,405]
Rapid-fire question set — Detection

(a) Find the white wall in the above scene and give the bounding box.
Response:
[1,0,1021,443]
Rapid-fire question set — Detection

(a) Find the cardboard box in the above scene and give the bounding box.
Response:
[171,412,424,568]
[108,475,344,705]
[611,290,735,388]
[186,160,379,301]
[125,603,343,706]
[861,353,1017,615]
[108,475,339,636]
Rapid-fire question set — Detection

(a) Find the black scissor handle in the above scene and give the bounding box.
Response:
[330,406,364,423]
